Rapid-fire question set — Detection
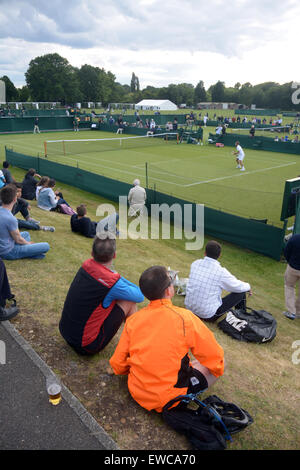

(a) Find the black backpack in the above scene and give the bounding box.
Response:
[162,394,253,451]
[218,307,277,343]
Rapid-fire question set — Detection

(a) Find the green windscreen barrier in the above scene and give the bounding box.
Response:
[209,132,300,156]
[0,116,75,134]
[280,177,300,220]
[234,109,280,116]
[6,148,286,260]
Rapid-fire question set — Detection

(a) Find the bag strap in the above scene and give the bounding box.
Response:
[163,393,233,442]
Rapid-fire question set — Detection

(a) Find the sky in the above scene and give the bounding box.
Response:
[0,0,299,91]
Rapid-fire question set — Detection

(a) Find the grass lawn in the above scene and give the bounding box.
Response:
[2,165,300,450]
[1,129,298,225]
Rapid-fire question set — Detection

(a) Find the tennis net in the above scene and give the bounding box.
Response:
[44,132,179,157]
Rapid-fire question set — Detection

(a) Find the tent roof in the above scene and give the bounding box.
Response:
[136,99,176,106]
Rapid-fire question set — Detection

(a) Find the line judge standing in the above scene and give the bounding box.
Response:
[128,179,146,217]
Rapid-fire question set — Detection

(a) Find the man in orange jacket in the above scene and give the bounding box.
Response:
[109,265,225,413]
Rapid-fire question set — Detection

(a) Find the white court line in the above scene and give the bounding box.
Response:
[132,158,182,169]
[56,154,184,187]
[184,162,297,187]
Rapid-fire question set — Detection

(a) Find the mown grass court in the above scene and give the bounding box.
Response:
[1,129,298,225]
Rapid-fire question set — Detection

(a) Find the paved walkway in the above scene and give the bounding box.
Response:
[0,320,118,450]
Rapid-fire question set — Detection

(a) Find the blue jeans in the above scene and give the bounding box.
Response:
[2,232,50,260]
[17,219,40,231]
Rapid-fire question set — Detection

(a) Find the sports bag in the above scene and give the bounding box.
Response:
[218,307,277,343]
[57,203,76,215]
[162,394,253,451]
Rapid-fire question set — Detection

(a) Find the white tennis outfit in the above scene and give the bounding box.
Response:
[236,144,245,161]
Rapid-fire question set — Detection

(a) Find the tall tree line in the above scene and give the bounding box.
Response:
[1,53,299,111]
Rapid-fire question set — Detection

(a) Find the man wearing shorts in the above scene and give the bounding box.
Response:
[59,236,144,355]
[109,265,225,412]
[233,141,246,171]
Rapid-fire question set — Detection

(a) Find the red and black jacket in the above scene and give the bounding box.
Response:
[59,259,121,348]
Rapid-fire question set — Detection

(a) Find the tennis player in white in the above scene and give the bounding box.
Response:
[233,141,246,171]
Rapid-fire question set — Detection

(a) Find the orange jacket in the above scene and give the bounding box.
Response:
[109,298,224,412]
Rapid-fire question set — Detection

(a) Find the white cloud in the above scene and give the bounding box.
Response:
[0,0,299,89]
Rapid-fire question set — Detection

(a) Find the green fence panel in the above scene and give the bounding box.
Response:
[5,148,131,203]
[145,188,285,260]
[0,116,74,134]
[98,123,149,136]
[209,132,300,155]
[234,109,280,116]
[6,149,286,260]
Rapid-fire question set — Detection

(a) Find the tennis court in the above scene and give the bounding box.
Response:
[1,129,298,225]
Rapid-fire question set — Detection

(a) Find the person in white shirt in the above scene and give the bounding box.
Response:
[215,125,222,136]
[233,141,246,171]
[185,240,252,322]
[128,179,146,216]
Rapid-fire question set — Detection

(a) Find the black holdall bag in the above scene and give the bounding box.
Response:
[162,394,253,451]
[217,307,277,343]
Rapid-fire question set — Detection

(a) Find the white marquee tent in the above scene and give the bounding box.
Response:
[135,99,177,111]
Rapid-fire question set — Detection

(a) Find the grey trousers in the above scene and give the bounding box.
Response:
[284,264,300,318]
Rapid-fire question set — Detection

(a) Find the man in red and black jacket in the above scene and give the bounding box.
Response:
[59,236,144,355]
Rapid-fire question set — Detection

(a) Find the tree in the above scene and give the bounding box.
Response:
[210,81,225,102]
[0,76,19,101]
[238,82,253,107]
[130,73,140,93]
[77,64,102,102]
[18,85,30,102]
[194,80,207,105]
[25,53,81,103]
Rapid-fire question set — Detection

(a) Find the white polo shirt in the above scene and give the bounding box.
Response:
[185,256,250,319]
[236,144,245,160]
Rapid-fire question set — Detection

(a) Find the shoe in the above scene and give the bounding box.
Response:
[240,167,245,171]
[0,299,19,321]
[41,226,55,232]
[236,165,241,169]
[283,311,296,320]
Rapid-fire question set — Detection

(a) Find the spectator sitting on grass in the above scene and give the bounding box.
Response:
[35,176,50,200]
[0,169,5,189]
[185,240,252,322]
[71,204,119,238]
[109,265,225,413]
[2,161,15,185]
[10,183,55,232]
[0,184,50,260]
[59,235,144,355]
[21,168,41,200]
[37,178,69,211]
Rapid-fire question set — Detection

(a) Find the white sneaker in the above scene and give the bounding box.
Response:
[240,167,245,171]
[41,226,55,232]
[236,165,241,169]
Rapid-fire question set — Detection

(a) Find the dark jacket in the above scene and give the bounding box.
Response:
[70,214,97,238]
[284,234,300,270]
[21,175,38,200]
